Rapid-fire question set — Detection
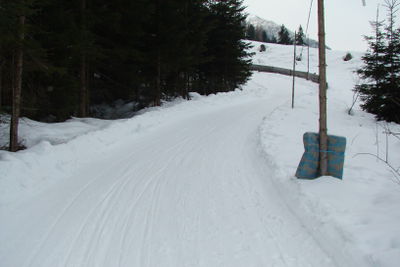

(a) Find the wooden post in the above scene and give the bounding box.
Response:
[318,0,328,175]
[292,31,296,109]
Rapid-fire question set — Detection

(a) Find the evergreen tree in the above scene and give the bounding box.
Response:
[246,24,256,40]
[10,1,27,151]
[139,0,209,105]
[0,0,44,150]
[0,0,255,132]
[178,0,211,99]
[296,25,305,45]
[199,0,252,94]
[355,0,400,123]
[261,30,269,43]
[270,35,277,44]
[93,0,153,106]
[278,24,291,45]
[34,0,102,119]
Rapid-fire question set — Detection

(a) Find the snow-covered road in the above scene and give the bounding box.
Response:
[2,43,399,267]
[1,76,356,267]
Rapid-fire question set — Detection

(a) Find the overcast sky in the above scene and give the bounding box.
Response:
[243,0,390,52]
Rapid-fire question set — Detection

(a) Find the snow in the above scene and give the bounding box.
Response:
[253,42,400,267]
[0,42,399,267]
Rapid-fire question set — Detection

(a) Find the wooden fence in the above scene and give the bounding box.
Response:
[250,64,320,84]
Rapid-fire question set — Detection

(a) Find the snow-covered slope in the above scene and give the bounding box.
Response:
[251,41,400,267]
[0,43,399,267]
[246,14,320,48]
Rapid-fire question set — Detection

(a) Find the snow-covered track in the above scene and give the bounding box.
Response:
[0,73,369,267]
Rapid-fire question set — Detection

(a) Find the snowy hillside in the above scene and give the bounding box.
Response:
[0,42,399,267]
[251,41,400,267]
[246,14,320,48]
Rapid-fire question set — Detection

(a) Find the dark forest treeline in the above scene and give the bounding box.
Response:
[0,0,252,123]
[245,23,305,46]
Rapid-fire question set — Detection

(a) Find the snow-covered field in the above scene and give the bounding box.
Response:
[0,42,399,267]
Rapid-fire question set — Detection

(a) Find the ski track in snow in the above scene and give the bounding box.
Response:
[1,76,363,267]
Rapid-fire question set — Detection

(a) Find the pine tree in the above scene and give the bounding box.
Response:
[178,0,211,99]
[270,35,277,44]
[261,30,269,43]
[32,0,102,120]
[278,24,291,45]
[246,24,256,40]
[380,0,400,122]
[0,0,40,151]
[0,0,255,124]
[30,0,82,120]
[199,0,252,94]
[10,3,25,151]
[92,0,153,106]
[0,0,9,111]
[296,25,305,45]
[355,0,400,123]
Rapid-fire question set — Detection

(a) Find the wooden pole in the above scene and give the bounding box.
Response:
[318,0,328,175]
[292,31,296,109]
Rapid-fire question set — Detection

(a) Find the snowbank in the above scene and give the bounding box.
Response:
[256,43,400,267]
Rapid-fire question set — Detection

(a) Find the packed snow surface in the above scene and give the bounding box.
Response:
[1,42,399,267]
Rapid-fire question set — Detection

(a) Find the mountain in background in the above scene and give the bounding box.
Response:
[246,14,322,49]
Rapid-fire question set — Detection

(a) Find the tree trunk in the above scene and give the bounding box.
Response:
[154,0,161,106]
[79,54,87,117]
[79,0,88,117]
[10,15,25,152]
[185,73,190,100]
[0,61,3,110]
[0,0,2,110]
[318,0,328,175]
[155,51,161,106]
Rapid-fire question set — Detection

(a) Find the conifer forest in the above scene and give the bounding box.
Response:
[0,0,252,123]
